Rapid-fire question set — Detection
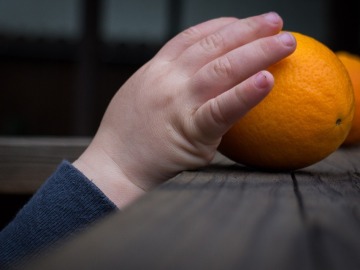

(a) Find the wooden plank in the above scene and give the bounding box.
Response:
[22,145,360,269]
[24,167,313,270]
[1,138,359,269]
[0,137,89,194]
[292,170,360,269]
[1,136,358,195]
[291,145,360,270]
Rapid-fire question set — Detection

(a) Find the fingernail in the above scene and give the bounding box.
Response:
[278,32,296,47]
[263,12,281,24]
[255,71,269,89]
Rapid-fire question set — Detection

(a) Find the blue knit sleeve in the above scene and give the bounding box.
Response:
[0,160,117,269]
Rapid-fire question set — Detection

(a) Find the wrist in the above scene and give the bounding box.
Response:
[72,140,146,209]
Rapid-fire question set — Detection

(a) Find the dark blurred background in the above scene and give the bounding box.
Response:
[0,0,359,137]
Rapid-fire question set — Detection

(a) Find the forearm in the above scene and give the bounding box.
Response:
[0,161,117,269]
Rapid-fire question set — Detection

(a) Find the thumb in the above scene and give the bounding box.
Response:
[193,71,274,142]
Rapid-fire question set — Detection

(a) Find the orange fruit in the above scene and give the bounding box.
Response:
[219,32,355,171]
[336,51,360,146]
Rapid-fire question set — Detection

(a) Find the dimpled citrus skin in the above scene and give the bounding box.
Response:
[337,51,360,146]
[218,32,355,171]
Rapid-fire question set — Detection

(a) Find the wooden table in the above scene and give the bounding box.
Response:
[1,138,359,270]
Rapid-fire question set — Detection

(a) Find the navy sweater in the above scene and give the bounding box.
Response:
[0,161,117,269]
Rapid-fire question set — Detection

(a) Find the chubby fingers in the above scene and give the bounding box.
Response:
[156,17,238,61]
[193,70,274,142]
[175,12,284,75]
[191,32,296,142]
[156,12,283,63]
[190,31,296,101]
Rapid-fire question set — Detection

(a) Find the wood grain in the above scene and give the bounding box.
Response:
[0,137,89,194]
[23,145,360,270]
[291,171,360,269]
[24,169,307,269]
[0,137,358,269]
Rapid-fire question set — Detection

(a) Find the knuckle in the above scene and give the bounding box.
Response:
[256,39,276,64]
[258,39,273,56]
[209,98,230,127]
[234,87,251,110]
[212,56,233,79]
[200,32,225,52]
[181,26,202,42]
[241,17,261,34]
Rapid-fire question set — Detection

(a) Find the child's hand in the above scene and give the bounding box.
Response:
[73,12,296,208]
